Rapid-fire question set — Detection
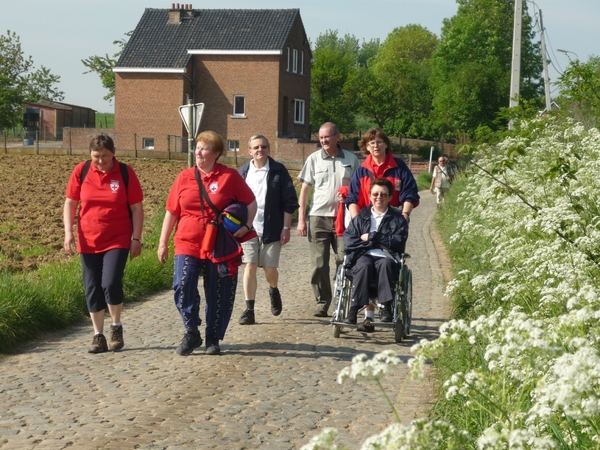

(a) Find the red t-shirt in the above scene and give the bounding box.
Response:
[66,159,144,254]
[166,164,255,259]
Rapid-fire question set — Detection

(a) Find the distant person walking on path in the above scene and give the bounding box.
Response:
[237,135,299,325]
[297,122,359,317]
[63,135,144,354]
[158,131,257,356]
[430,156,455,206]
[345,127,418,328]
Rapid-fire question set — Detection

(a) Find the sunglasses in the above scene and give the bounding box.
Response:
[371,192,389,198]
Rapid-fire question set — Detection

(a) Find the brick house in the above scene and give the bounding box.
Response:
[114,5,312,153]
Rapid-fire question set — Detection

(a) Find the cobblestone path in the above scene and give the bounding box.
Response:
[0,192,451,450]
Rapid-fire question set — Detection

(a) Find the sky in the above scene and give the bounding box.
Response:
[1,0,598,113]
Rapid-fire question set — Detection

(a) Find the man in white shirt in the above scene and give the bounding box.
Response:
[297,122,359,317]
[238,135,299,325]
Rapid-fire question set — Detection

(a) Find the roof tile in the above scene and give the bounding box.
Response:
[117,8,301,69]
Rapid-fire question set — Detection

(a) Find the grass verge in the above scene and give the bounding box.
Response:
[0,210,173,354]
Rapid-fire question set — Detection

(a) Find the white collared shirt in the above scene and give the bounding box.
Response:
[367,207,388,258]
[246,159,270,236]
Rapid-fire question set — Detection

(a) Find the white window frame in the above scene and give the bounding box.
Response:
[233,95,245,117]
[142,137,155,149]
[292,49,298,74]
[286,47,291,72]
[300,50,304,75]
[228,139,240,152]
[294,99,305,124]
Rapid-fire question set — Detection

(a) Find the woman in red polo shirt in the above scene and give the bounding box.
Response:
[63,135,144,354]
[158,131,257,356]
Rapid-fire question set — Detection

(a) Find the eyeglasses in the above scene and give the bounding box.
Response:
[368,141,385,147]
[252,145,268,150]
[371,192,389,198]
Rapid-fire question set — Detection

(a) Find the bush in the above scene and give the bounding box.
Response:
[415,171,432,191]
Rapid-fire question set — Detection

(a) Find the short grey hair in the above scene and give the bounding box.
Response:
[320,122,339,135]
[248,134,270,148]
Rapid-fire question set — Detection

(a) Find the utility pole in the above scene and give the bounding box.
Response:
[539,9,552,112]
[509,0,523,109]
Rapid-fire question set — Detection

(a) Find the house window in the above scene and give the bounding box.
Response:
[286,47,290,72]
[300,51,304,75]
[142,138,155,149]
[233,95,245,117]
[228,140,240,152]
[293,49,298,74]
[294,99,305,124]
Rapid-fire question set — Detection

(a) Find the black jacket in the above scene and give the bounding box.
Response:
[239,157,299,244]
[343,206,409,267]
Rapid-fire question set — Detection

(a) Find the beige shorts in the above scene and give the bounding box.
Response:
[242,237,282,267]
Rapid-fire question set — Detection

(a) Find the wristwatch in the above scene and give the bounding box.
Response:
[283,226,290,230]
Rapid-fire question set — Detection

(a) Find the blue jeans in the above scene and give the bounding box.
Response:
[173,255,238,340]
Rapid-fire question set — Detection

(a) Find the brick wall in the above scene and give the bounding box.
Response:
[115,72,187,151]
[277,14,312,137]
[196,55,281,145]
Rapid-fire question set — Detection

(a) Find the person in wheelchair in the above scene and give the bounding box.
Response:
[342,178,409,332]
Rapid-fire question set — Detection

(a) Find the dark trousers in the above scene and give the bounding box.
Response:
[308,216,344,308]
[351,254,397,308]
[80,248,129,313]
[173,255,238,341]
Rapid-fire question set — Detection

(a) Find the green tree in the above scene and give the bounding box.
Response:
[357,38,380,68]
[357,25,438,138]
[431,0,543,139]
[26,66,64,102]
[0,30,64,130]
[82,32,130,102]
[310,30,361,133]
[555,55,600,128]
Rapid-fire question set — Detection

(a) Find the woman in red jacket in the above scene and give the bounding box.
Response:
[64,135,144,354]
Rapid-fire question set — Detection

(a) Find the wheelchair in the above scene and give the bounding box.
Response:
[331,253,412,343]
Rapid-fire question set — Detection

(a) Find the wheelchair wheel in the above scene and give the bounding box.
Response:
[332,263,352,338]
[394,270,405,343]
[394,315,404,343]
[333,325,341,338]
[402,269,413,337]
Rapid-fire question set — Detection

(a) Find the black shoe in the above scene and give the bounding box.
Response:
[357,318,375,333]
[313,305,328,317]
[176,329,202,355]
[238,309,255,325]
[269,286,282,316]
[344,306,358,325]
[205,336,221,355]
[380,303,393,322]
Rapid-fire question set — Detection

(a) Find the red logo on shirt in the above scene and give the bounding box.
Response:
[110,180,120,193]
[209,181,218,193]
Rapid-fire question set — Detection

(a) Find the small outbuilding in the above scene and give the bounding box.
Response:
[23,100,96,140]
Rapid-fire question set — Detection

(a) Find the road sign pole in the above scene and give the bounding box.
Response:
[187,99,194,167]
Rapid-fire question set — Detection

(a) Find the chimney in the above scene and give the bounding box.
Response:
[168,3,193,23]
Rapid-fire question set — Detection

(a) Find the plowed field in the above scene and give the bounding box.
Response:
[0,155,187,272]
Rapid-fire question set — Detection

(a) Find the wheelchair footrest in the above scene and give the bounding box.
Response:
[331,321,396,329]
